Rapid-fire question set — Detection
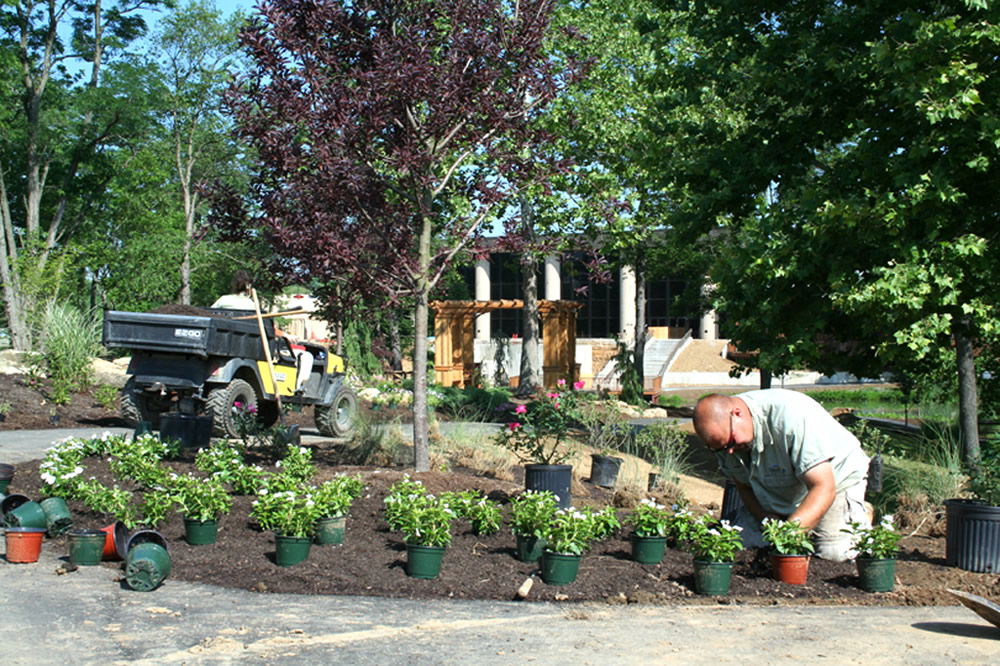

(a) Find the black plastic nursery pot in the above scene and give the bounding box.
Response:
[159,414,213,449]
[589,454,623,489]
[524,464,572,509]
[945,499,1000,573]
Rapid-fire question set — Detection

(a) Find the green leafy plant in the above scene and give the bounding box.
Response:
[140,487,176,527]
[494,380,588,464]
[543,508,597,556]
[628,498,672,538]
[251,487,324,538]
[688,519,744,563]
[383,475,430,531]
[94,384,119,411]
[0,399,12,416]
[584,506,621,541]
[314,475,365,518]
[171,474,233,522]
[78,480,141,529]
[666,505,705,546]
[466,497,503,535]
[845,515,904,559]
[761,518,815,555]
[267,445,317,490]
[509,490,558,538]
[395,495,456,547]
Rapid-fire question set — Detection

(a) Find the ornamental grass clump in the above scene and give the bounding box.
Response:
[628,498,672,538]
[509,490,558,538]
[688,519,744,563]
[761,518,815,555]
[494,380,588,464]
[846,515,904,560]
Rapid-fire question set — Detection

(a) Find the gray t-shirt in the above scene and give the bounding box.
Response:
[716,389,869,516]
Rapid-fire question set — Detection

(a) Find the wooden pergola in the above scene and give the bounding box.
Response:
[429,299,582,389]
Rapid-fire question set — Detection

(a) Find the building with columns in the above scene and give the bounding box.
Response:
[461,251,719,388]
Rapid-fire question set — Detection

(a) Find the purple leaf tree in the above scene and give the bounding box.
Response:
[223,0,579,471]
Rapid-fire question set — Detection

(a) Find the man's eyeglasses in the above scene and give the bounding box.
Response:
[709,412,738,453]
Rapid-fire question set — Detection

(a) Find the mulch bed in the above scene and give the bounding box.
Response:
[2,372,998,606]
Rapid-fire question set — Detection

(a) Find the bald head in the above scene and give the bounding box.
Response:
[693,393,735,445]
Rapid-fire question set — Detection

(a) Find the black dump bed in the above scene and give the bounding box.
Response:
[103,310,274,359]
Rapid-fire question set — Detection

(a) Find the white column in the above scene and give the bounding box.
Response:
[544,254,561,301]
[474,258,491,340]
[619,265,636,343]
[700,281,718,340]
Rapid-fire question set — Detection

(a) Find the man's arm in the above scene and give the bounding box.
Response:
[733,480,785,522]
[787,461,836,529]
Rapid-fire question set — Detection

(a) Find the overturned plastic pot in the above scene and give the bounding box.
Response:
[0,463,14,494]
[100,521,129,561]
[39,497,73,536]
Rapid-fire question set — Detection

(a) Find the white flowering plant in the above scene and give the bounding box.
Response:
[509,490,558,538]
[251,487,324,538]
[314,474,365,518]
[628,498,672,538]
[267,445,316,490]
[171,473,233,522]
[762,518,815,556]
[383,475,430,531]
[844,515,903,560]
[396,495,456,548]
[666,505,706,546]
[543,508,599,556]
[38,432,118,498]
[688,519,744,562]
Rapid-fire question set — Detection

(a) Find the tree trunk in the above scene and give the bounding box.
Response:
[519,256,542,396]
[517,194,542,396]
[633,268,647,395]
[411,208,434,472]
[955,321,980,466]
[760,368,772,390]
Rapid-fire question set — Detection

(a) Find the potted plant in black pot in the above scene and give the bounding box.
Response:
[494,379,588,508]
[945,442,1000,573]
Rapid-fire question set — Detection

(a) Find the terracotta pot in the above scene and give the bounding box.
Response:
[100,521,129,561]
[770,553,811,585]
[4,527,46,563]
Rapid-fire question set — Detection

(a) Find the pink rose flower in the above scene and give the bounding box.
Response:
[573,380,585,390]
[515,404,527,414]
[508,422,521,431]
[557,378,566,386]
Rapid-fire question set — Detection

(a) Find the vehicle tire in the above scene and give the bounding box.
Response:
[315,386,358,438]
[120,377,161,429]
[206,378,258,439]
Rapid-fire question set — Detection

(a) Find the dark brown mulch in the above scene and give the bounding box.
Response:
[4,450,997,606]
